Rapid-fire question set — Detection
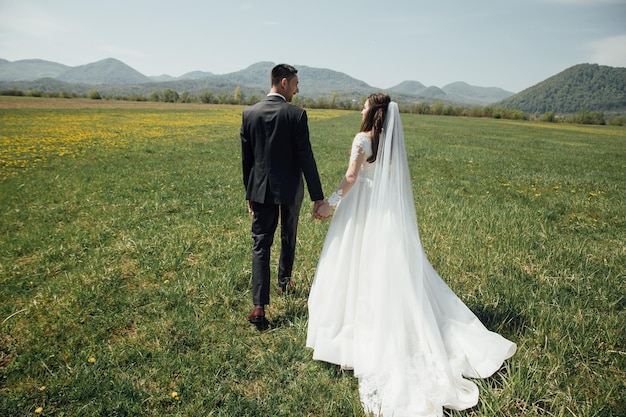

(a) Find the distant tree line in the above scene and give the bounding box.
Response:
[1,86,624,126]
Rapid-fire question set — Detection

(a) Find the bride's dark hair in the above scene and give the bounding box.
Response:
[360,93,391,163]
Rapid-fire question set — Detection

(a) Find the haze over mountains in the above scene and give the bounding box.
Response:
[0,58,514,106]
[0,58,624,115]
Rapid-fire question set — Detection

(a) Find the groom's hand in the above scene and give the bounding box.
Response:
[313,200,331,220]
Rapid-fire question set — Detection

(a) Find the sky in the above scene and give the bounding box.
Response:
[0,0,625,93]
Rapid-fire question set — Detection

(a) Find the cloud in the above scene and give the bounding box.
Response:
[587,34,626,67]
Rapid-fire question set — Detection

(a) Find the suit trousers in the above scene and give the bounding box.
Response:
[250,200,302,306]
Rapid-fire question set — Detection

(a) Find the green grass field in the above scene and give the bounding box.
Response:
[1,97,624,416]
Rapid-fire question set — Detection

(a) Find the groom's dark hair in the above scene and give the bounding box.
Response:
[271,64,298,86]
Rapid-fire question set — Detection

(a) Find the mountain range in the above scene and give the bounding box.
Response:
[1,58,624,115]
[0,58,513,106]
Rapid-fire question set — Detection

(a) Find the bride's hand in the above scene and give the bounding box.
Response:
[314,201,332,220]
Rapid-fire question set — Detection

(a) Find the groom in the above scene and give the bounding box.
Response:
[241,63,328,324]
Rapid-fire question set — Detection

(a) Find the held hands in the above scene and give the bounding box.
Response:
[313,200,332,220]
[248,199,330,220]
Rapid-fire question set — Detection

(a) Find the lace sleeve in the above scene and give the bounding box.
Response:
[349,133,368,164]
[327,189,343,207]
[328,134,369,207]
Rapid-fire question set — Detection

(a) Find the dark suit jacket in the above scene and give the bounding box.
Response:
[241,95,324,205]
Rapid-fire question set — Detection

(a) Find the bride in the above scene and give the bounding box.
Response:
[307,93,516,416]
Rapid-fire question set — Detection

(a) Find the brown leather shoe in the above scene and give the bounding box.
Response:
[247,306,266,323]
[277,279,295,295]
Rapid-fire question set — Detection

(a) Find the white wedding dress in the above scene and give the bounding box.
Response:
[306,103,516,417]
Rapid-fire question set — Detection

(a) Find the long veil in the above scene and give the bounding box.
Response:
[352,102,516,416]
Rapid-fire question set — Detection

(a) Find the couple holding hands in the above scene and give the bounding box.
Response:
[240,64,515,417]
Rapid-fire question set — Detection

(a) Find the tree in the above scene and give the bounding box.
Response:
[246,94,261,105]
[330,92,339,107]
[234,86,245,104]
[608,115,626,126]
[87,89,102,100]
[292,96,303,107]
[316,96,330,109]
[468,107,483,118]
[571,109,605,125]
[540,111,556,123]
[410,102,430,115]
[149,90,161,102]
[217,92,229,104]
[442,105,455,116]
[199,91,214,104]
[431,101,444,115]
[162,89,179,103]
[180,91,194,103]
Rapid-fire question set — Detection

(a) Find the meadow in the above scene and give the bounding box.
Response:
[0,96,624,416]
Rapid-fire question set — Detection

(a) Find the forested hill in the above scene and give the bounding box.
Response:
[495,64,626,115]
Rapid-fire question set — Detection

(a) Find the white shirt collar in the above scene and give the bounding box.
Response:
[267,92,286,101]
